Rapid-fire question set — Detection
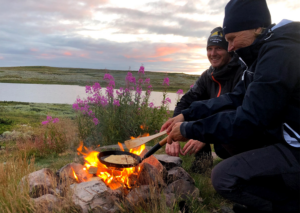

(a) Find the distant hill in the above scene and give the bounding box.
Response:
[0,66,200,93]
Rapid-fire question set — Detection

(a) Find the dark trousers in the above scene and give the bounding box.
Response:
[211,143,300,212]
[195,143,232,160]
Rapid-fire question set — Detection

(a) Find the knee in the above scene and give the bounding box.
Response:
[211,158,236,193]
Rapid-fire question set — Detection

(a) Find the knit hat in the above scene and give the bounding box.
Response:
[223,0,271,35]
[207,27,228,50]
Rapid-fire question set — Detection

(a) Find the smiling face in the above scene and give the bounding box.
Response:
[207,45,231,69]
[225,29,259,52]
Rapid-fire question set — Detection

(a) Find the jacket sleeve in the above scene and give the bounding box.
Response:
[181,42,300,144]
[173,72,209,117]
[181,79,245,121]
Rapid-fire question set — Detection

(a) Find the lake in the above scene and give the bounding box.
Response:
[0,83,179,110]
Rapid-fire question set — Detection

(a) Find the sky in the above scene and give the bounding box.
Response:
[0,0,299,75]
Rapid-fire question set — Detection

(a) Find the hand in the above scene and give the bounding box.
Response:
[182,140,206,156]
[160,114,184,133]
[165,142,184,157]
[167,122,188,144]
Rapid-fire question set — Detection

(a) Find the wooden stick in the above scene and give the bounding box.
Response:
[124,130,167,149]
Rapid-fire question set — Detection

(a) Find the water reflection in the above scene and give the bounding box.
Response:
[0,83,178,110]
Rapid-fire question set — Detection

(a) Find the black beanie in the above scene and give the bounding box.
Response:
[207,27,228,50]
[223,0,271,35]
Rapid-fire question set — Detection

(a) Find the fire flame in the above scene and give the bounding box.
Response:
[71,167,79,182]
[76,138,146,189]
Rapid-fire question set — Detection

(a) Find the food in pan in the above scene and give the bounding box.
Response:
[104,154,138,164]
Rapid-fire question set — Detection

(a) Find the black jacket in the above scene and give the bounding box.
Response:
[180,21,300,147]
[173,53,243,117]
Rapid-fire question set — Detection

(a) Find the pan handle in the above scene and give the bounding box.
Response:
[142,137,168,160]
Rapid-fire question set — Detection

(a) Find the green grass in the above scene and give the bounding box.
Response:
[0,101,75,134]
[0,66,200,93]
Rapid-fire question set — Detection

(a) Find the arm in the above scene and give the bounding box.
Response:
[173,72,209,117]
[181,79,246,121]
[181,43,299,144]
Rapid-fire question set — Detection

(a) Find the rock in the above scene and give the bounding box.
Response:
[137,162,165,187]
[154,154,182,170]
[140,148,164,174]
[32,194,61,212]
[167,167,195,185]
[166,179,199,202]
[20,168,55,198]
[71,179,120,213]
[221,206,234,213]
[125,185,153,209]
[57,163,93,183]
[163,193,176,208]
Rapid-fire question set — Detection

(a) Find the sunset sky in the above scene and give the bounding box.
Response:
[0,0,299,75]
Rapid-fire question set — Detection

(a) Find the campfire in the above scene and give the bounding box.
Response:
[74,134,149,190]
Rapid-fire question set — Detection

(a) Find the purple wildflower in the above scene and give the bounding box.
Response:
[138,79,143,84]
[144,78,150,84]
[136,86,142,95]
[93,118,99,125]
[42,121,49,125]
[103,73,114,81]
[92,82,101,92]
[85,85,92,94]
[176,89,184,95]
[52,118,59,123]
[149,102,154,108]
[138,65,145,74]
[166,97,171,103]
[113,100,120,106]
[190,84,194,88]
[47,116,52,121]
[163,77,169,86]
[106,86,114,97]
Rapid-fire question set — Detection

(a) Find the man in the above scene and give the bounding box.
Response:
[161,0,300,212]
[166,27,243,172]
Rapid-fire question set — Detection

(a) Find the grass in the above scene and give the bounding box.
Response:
[0,66,199,93]
[0,102,231,213]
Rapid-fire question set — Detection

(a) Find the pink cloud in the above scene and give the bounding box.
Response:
[0,56,4,60]
[30,48,38,52]
[64,51,72,56]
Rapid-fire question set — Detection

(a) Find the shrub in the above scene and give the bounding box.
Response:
[73,66,172,146]
[16,117,78,158]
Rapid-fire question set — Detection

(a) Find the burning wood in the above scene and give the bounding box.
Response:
[75,139,146,189]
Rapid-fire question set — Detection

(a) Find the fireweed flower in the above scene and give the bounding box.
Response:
[163,77,169,86]
[138,79,143,84]
[138,65,145,74]
[92,82,101,92]
[93,118,99,125]
[104,73,114,81]
[144,78,150,84]
[165,97,171,103]
[47,116,52,121]
[85,85,92,94]
[190,84,194,88]
[106,86,114,97]
[41,121,49,125]
[113,100,120,106]
[125,72,136,85]
[52,118,59,123]
[109,80,115,88]
[176,89,184,95]
[136,86,142,95]
[149,102,154,108]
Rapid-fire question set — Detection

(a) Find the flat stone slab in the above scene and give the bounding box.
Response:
[167,167,195,185]
[71,179,119,213]
[153,154,182,170]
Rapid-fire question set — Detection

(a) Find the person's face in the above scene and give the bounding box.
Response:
[225,29,257,52]
[207,45,231,69]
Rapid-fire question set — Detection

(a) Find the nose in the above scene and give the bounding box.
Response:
[211,48,217,55]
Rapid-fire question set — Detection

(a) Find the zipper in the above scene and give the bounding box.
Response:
[211,72,221,97]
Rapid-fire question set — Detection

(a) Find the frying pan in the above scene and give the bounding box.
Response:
[98,137,167,168]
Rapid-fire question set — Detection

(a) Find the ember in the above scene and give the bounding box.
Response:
[76,140,145,189]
